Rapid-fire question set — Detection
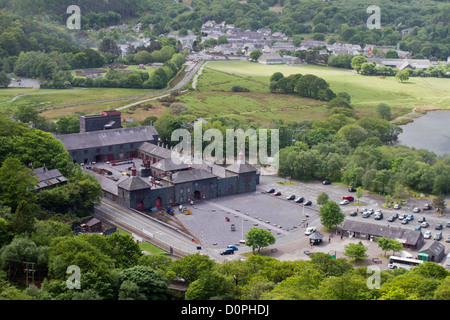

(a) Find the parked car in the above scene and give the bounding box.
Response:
[394,204,401,210]
[348,187,357,192]
[342,196,354,201]
[421,221,429,228]
[446,221,450,228]
[374,213,383,220]
[266,188,275,194]
[322,180,331,185]
[413,207,421,213]
[434,232,443,241]
[274,191,281,196]
[362,212,370,218]
[295,197,305,203]
[401,219,409,224]
[305,227,316,235]
[220,249,234,255]
[418,216,426,223]
[392,213,398,219]
[304,200,312,206]
[399,214,405,220]
[227,245,239,251]
[435,224,443,230]
[350,211,358,217]
[414,225,422,231]
[423,204,432,210]
[388,216,395,222]
[340,199,350,205]
[424,231,432,239]
[446,235,450,243]
[368,208,375,215]
[286,195,295,200]
[406,215,414,221]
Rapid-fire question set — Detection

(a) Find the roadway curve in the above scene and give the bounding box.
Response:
[94,198,201,257]
[38,61,204,112]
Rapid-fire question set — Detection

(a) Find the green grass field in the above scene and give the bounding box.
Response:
[179,61,450,125]
[1,60,448,125]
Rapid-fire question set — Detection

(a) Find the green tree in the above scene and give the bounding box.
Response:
[434,276,450,300]
[350,56,367,74]
[432,194,447,214]
[316,273,371,300]
[48,235,114,279]
[185,270,235,300]
[377,237,403,256]
[56,115,80,134]
[0,158,39,210]
[316,192,329,206]
[376,103,392,121]
[0,71,11,88]
[249,49,262,61]
[319,201,345,229]
[344,242,368,262]
[170,253,215,283]
[245,227,276,254]
[106,233,142,269]
[270,72,284,82]
[119,265,167,300]
[10,200,36,235]
[0,218,13,247]
[396,69,409,82]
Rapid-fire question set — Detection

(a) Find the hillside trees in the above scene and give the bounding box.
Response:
[269,73,335,101]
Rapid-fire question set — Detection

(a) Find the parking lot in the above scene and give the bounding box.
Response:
[175,175,450,264]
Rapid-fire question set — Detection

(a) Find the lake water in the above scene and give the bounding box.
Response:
[396,110,450,157]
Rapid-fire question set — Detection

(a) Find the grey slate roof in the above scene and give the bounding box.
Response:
[117,175,151,191]
[55,126,158,150]
[419,241,445,255]
[166,168,216,184]
[151,158,190,172]
[33,167,68,190]
[342,220,423,246]
[226,161,257,174]
[138,142,173,159]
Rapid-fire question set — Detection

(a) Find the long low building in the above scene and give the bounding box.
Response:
[55,125,158,164]
[341,220,424,249]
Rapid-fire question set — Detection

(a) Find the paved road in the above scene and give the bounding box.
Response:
[94,198,200,257]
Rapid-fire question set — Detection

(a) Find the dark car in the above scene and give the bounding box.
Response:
[349,211,358,216]
[304,201,312,206]
[348,187,357,192]
[220,249,234,255]
[295,197,305,203]
[388,216,395,222]
[343,196,354,201]
[286,195,296,200]
[266,188,275,194]
[435,224,443,230]
[323,180,331,185]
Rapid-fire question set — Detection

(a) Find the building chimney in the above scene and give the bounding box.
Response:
[131,162,137,176]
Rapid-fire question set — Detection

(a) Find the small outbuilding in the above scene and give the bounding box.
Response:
[309,231,324,245]
[418,240,446,262]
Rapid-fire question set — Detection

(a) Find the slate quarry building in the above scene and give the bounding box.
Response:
[55,111,259,212]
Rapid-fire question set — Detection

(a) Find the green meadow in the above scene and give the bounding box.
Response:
[0,60,448,125]
[180,61,450,125]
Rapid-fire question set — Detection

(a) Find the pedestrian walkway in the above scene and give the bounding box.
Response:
[262,228,391,269]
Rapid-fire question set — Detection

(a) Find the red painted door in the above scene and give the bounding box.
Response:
[155,197,161,207]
